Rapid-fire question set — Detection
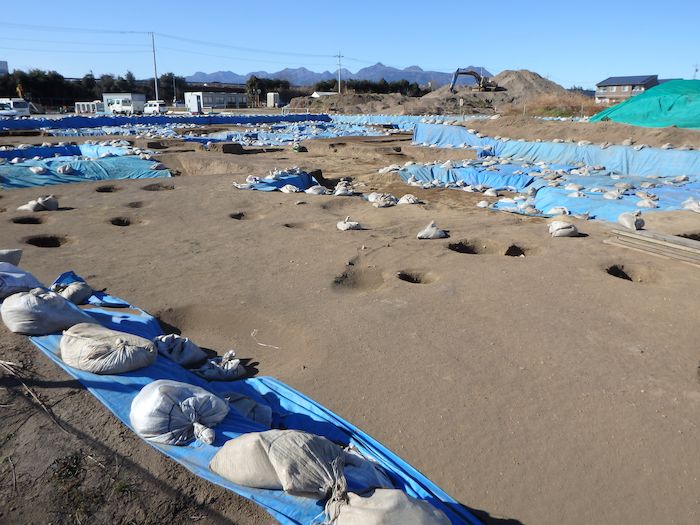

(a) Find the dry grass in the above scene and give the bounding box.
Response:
[502,93,602,118]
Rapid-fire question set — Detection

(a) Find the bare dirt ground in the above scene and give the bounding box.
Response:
[1,128,700,525]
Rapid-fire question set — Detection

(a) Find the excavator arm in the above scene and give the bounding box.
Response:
[448,68,497,93]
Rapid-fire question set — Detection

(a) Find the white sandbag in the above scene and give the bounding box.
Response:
[56,164,73,174]
[372,194,397,208]
[546,206,569,216]
[483,188,499,197]
[210,429,345,496]
[417,221,447,239]
[222,391,273,427]
[280,184,300,193]
[50,281,93,305]
[154,333,208,366]
[682,197,700,213]
[337,216,362,231]
[618,211,644,230]
[329,489,451,525]
[305,185,328,195]
[396,194,418,205]
[29,166,47,174]
[636,198,657,208]
[191,350,245,380]
[60,323,157,374]
[150,162,166,170]
[1,288,93,335]
[548,221,579,238]
[18,195,59,212]
[0,262,43,299]
[0,249,22,266]
[130,379,229,445]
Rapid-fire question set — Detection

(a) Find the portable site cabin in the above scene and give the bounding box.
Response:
[266,92,280,108]
[184,91,248,114]
[102,93,146,115]
[74,100,105,114]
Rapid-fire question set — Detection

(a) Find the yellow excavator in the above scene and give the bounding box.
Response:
[448,68,499,93]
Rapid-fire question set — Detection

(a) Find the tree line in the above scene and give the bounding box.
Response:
[313,78,428,97]
[0,69,188,108]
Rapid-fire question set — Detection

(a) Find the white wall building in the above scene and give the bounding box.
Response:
[184,91,248,113]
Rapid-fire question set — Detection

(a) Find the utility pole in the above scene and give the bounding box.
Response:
[172,74,177,105]
[336,51,343,94]
[150,32,159,101]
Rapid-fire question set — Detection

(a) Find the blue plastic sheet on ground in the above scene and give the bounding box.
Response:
[413,123,700,177]
[525,182,700,222]
[413,123,498,150]
[25,271,481,525]
[246,171,319,192]
[399,163,536,191]
[0,154,169,189]
[191,121,384,147]
[490,141,700,178]
[332,115,486,131]
[0,143,129,160]
[0,114,331,131]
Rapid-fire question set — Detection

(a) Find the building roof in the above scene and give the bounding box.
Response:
[597,75,657,87]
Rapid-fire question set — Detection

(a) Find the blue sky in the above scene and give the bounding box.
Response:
[1,0,697,88]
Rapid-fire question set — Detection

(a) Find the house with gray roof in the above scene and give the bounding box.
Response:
[595,75,658,104]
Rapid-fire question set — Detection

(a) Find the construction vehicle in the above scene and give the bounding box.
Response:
[448,68,499,93]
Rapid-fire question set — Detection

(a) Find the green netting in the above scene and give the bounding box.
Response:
[590,80,700,129]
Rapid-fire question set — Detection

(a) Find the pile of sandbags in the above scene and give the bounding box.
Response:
[130,379,229,445]
[1,288,93,335]
[60,323,157,374]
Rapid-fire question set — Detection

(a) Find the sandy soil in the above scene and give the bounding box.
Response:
[1,131,700,525]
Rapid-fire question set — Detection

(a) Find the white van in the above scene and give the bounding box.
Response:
[0,98,30,117]
[144,100,168,115]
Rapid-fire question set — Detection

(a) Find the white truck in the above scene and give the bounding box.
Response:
[144,100,168,115]
[102,93,146,115]
[0,98,30,117]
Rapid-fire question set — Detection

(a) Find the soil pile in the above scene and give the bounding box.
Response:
[492,69,568,104]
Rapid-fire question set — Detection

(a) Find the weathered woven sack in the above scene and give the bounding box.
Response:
[60,323,156,374]
[1,288,93,335]
[130,380,229,445]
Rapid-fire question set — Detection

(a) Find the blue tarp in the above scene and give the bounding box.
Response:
[0,155,170,189]
[413,123,497,150]
[332,115,486,131]
[399,164,536,192]
[0,114,331,131]
[25,271,481,525]
[412,123,700,177]
[193,121,384,147]
[0,143,129,160]
[524,183,700,222]
[247,171,319,192]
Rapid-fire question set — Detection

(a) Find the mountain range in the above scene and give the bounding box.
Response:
[186,63,493,87]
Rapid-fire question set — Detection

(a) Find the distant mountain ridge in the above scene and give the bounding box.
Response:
[187,63,492,87]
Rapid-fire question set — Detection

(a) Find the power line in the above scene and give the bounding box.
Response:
[157,46,336,67]
[0,45,150,54]
[155,32,335,59]
[0,36,150,47]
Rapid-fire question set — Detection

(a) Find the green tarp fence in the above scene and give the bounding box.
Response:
[590,80,700,129]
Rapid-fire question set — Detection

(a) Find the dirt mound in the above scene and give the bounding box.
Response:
[493,69,568,103]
